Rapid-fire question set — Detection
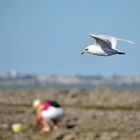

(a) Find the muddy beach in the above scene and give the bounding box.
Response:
[0,88,140,140]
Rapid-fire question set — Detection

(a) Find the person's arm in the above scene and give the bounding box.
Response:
[34,104,44,128]
[34,117,42,128]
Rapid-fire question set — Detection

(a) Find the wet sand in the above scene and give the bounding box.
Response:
[0,88,140,140]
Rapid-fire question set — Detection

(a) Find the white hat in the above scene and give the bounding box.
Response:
[32,99,41,108]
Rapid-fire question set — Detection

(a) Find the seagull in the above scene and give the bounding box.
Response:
[81,34,135,56]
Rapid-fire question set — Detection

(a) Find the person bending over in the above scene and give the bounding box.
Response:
[33,99,64,133]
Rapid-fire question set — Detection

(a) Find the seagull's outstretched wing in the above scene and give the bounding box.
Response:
[90,34,113,48]
[103,35,136,48]
[90,34,135,49]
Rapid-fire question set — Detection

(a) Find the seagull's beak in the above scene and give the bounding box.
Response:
[81,51,85,55]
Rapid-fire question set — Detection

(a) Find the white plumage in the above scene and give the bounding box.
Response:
[81,34,135,56]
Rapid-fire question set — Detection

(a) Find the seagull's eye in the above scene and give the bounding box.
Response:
[85,48,88,51]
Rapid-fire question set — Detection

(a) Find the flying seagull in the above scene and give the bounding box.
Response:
[81,34,135,56]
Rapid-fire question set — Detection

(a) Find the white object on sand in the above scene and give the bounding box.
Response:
[12,123,23,133]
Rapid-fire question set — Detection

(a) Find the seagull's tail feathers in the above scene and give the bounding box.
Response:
[117,38,136,44]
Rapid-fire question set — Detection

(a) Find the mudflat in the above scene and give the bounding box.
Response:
[0,88,140,140]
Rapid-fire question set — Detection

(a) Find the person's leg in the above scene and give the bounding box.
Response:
[48,107,64,130]
[52,120,59,130]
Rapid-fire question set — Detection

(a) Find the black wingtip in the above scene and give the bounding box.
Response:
[118,52,125,55]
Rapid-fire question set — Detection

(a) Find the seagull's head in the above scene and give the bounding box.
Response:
[81,47,90,55]
[81,45,94,55]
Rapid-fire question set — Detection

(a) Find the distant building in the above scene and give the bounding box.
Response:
[8,69,17,78]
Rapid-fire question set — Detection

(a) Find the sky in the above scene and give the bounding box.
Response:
[0,0,140,76]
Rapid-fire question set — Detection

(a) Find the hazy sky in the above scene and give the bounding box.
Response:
[0,0,140,76]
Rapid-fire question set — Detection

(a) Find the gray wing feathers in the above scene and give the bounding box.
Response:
[90,34,115,48]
